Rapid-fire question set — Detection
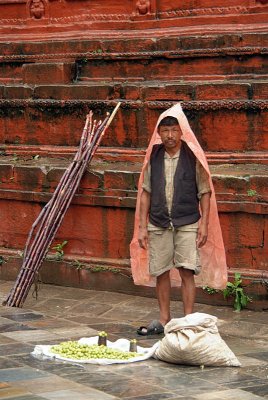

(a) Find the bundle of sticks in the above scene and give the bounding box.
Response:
[4,102,121,308]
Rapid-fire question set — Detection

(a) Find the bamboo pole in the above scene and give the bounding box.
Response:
[4,103,121,307]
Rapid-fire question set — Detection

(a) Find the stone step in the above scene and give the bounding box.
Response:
[0,99,267,152]
[78,55,268,82]
[1,80,267,100]
[0,157,267,207]
[1,32,267,63]
[1,145,268,166]
[0,157,267,270]
[0,156,267,194]
[2,31,268,53]
[0,32,267,83]
[0,52,267,84]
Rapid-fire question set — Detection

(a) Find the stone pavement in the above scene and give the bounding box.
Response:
[0,280,268,400]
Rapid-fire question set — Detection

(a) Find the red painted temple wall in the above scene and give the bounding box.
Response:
[0,0,267,308]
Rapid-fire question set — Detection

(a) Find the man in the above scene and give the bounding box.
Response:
[136,115,211,334]
[130,103,227,336]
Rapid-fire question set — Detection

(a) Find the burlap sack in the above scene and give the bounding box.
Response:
[154,313,241,367]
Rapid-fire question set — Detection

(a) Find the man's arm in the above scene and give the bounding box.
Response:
[197,192,210,248]
[138,189,151,249]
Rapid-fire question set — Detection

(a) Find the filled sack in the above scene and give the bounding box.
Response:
[154,312,241,367]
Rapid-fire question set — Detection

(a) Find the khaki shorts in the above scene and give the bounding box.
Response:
[148,226,201,277]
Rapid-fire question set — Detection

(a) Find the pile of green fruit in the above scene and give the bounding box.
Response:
[51,341,140,360]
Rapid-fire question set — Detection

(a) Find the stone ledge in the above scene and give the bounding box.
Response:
[1,145,268,165]
[0,251,267,310]
[0,158,267,211]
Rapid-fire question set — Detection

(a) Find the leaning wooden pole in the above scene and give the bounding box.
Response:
[4,103,121,308]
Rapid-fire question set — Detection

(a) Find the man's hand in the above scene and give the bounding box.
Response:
[197,222,208,248]
[138,227,148,249]
[198,192,210,248]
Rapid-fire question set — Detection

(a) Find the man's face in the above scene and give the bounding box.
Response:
[158,124,182,150]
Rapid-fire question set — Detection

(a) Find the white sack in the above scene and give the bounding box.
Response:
[154,312,241,367]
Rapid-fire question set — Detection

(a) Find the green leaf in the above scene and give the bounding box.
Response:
[226,282,234,289]
[234,293,241,312]
[240,292,250,307]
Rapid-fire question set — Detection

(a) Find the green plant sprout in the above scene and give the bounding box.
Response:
[52,240,68,261]
[203,286,219,295]
[247,189,257,197]
[72,259,84,270]
[203,273,252,311]
[0,255,6,266]
[223,273,252,311]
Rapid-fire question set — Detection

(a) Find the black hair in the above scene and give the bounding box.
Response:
[158,116,179,129]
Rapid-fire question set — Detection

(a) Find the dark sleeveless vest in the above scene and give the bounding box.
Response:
[149,142,200,228]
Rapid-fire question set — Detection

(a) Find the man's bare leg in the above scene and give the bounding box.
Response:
[156,270,171,326]
[178,268,196,315]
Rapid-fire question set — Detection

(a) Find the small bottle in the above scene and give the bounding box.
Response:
[129,339,137,352]
[98,331,107,346]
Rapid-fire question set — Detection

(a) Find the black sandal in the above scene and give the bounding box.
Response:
[137,320,164,336]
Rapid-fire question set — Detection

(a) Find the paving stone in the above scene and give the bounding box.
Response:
[12,354,86,375]
[195,388,266,399]
[123,393,185,400]
[239,365,268,379]
[222,337,268,355]
[87,322,137,336]
[63,301,113,316]
[163,397,199,400]
[68,386,119,399]
[25,284,76,299]
[219,320,268,340]
[159,374,226,396]
[0,395,46,400]
[53,288,101,300]
[0,387,34,399]
[101,306,155,322]
[244,352,268,362]
[0,357,24,369]
[225,378,268,389]
[27,298,82,316]
[15,376,91,394]
[123,296,159,310]
[49,326,98,339]
[0,334,20,345]
[38,389,114,400]
[0,343,34,356]
[0,317,13,324]
[0,382,9,388]
[92,291,136,304]
[1,330,61,342]
[236,355,267,367]
[26,317,79,330]
[234,310,268,325]
[2,313,44,322]
[0,367,51,382]
[0,323,37,333]
[242,385,268,397]
[0,307,37,316]
[66,315,114,325]
[0,394,44,400]
[188,366,259,385]
[82,375,169,398]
